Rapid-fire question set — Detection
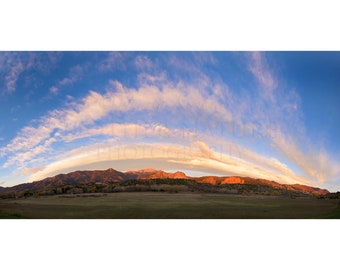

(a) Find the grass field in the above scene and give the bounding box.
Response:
[0,192,339,219]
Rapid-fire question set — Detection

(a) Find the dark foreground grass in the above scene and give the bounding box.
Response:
[0,192,339,219]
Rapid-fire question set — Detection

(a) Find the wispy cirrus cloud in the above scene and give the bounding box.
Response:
[5,62,24,93]
[242,52,340,185]
[98,52,127,72]
[4,141,54,169]
[62,123,195,144]
[248,51,277,98]
[0,52,61,95]
[49,86,59,94]
[59,65,84,86]
[49,64,85,96]
[0,52,31,95]
[0,75,233,172]
[134,55,154,70]
[270,129,340,184]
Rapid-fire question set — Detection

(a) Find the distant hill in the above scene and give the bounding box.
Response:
[195,176,328,196]
[126,168,189,180]
[0,168,329,198]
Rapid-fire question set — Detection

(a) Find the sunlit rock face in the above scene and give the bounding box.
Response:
[221,177,245,185]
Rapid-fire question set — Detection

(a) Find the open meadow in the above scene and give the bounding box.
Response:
[1,192,339,219]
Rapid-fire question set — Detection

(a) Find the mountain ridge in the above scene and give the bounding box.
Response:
[0,168,329,197]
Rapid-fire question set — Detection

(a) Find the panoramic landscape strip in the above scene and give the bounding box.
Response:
[0,51,339,219]
[0,168,339,219]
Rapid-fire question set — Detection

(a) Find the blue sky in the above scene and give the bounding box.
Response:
[0,51,339,191]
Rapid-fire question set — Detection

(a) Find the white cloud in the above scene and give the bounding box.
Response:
[59,65,83,86]
[2,125,52,154]
[192,52,217,66]
[3,137,57,169]
[135,55,153,70]
[50,86,59,94]
[43,64,86,101]
[270,130,340,184]
[137,72,167,85]
[1,52,61,95]
[22,167,44,175]
[98,52,127,72]
[3,77,211,157]
[248,51,277,98]
[45,77,232,135]
[5,62,24,93]
[62,123,195,143]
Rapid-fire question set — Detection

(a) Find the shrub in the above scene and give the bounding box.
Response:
[272,190,280,196]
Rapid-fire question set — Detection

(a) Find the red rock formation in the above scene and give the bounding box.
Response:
[221,177,245,184]
[201,176,218,185]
